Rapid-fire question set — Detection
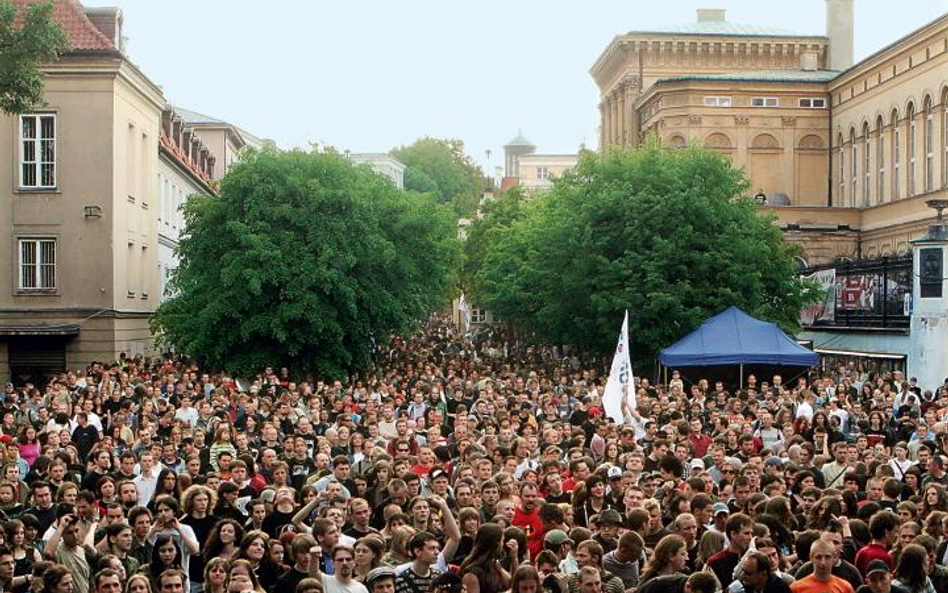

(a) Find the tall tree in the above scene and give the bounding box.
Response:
[152,149,460,378]
[391,137,484,217]
[471,142,816,370]
[0,0,67,115]
[462,185,527,292]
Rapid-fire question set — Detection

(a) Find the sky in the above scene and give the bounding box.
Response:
[83,0,948,173]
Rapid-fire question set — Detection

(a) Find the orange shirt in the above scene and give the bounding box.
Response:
[790,574,854,593]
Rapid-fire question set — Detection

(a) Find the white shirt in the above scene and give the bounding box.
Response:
[320,575,367,593]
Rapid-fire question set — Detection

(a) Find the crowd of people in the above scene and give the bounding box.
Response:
[0,315,945,593]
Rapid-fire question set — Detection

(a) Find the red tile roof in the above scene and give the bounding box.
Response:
[9,0,114,51]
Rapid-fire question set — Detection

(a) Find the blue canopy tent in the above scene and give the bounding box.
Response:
[658,306,817,388]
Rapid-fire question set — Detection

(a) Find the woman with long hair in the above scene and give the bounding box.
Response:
[4,519,41,593]
[235,530,269,572]
[382,526,415,566]
[144,534,184,593]
[364,462,391,508]
[921,484,948,520]
[640,535,688,584]
[209,424,237,472]
[203,520,244,562]
[353,535,384,582]
[892,543,935,593]
[203,558,230,593]
[16,427,40,469]
[573,475,612,528]
[696,531,725,571]
[257,538,286,593]
[148,470,181,513]
[460,523,516,593]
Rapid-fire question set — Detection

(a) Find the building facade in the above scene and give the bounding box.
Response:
[157,108,217,301]
[349,153,407,189]
[1,1,165,382]
[591,1,948,370]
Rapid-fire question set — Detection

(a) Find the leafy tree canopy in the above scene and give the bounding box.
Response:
[470,141,816,371]
[391,137,484,217]
[0,0,67,115]
[462,185,527,292]
[152,149,461,378]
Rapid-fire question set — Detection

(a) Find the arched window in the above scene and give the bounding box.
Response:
[864,122,871,205]
[908,101,916,196]
[838,132,845,204]
[893,109,901,199]
[851,128,857,207]
[925,96,934,192]
[877,116,886,203]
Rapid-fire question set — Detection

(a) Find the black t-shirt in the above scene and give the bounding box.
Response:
[181,514,216,582]
[261,508,296,538]
[286,457,317,490]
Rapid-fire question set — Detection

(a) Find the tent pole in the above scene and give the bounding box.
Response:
[740,364,744,390]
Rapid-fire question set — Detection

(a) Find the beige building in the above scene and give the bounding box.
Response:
[0,1,170,382]
[592,1,948,267]
[517,154,580,193]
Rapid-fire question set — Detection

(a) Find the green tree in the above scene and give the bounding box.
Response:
[462,185,527,291]
[0,1,67,115]
[472,141,815,370]
[391,137,484,217]
[152,149,460,378]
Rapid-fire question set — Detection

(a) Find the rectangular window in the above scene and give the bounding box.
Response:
[703,96,731,107]
[140,246,148,298]
[20,114,56,189]
[799,98,826,108]
[141,132,149,207]
[537,167,549,180]
[18,239,56,291]
[752,97,779,107]
[865,137,871,205]
[127,123,136,201]
[127,242,136,297]
[839,148,845,204]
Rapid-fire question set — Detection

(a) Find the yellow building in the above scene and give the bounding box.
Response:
[591,1,948,268]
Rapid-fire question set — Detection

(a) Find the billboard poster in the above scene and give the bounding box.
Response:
[801,269,836,325]
[836,274,877,311]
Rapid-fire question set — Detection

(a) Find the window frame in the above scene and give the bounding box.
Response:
[751,97,779,108]
[703,96,732,108]
[17,237,57,292]
[799,98,826,109]
[18,113,57,190]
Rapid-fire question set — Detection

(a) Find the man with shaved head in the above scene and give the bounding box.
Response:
[790,539,854,593]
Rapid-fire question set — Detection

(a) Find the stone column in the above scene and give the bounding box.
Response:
[909,212,948,392]
[617,92,625,146]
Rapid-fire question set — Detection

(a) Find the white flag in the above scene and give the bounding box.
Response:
[458,293,472,331]
[603,311,635,423]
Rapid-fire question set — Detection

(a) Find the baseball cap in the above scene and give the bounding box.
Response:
[544,529,571,546]
[765,456,784,468]
[365,567,396,587]
[712,502,730,516]
[865,560,890,577]
[429,469,448,482]
[690,459,705,470]
[598,509,623,526]
[607,466,623,479]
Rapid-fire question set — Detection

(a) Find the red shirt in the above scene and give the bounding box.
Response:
[854,542,893,576]
[689,433,713,458]
[513,507,545,559]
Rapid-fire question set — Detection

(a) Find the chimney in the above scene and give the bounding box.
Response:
[84,7,126,54]
[696,9,726,22]
[825,0,854,70]
[800,50,819,71]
